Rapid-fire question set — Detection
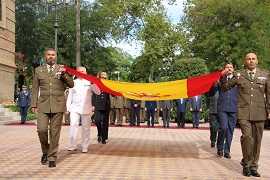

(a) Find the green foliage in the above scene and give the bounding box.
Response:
[169,57,209,80]
[4,103,20,112]
[182,0,270,72]
[4,102,37,121]
[27,113,38,121]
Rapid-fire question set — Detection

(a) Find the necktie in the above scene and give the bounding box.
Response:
[181,98,183,104]
[195,96,198,102]
[249,72,254,80]
[227,77,230,81]
[49,66,53,76]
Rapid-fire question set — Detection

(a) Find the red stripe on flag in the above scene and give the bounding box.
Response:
[64,66,123,96]
[187,70,222,97]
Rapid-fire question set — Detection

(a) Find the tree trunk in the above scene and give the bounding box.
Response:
[76,0,81,68]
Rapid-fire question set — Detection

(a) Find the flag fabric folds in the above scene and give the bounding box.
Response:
[64,66,221,100]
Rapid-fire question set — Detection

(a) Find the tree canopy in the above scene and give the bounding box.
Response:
[15,0,270,87]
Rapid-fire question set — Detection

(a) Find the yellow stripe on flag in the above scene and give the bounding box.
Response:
[101,79,188,100]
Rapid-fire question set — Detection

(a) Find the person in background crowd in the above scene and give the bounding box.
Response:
[140,101,146,123]
[206,89,219,148]
[130,100,141,127]
[145,101,157,127]
[189,95,202,128]
[220,53,270,177]
[92,71,111,144]
[212,63,238,159]
[175,98,187,128]
[66,67,100,153]
[109,96,116,125]
[154,101,160,124]
[18,85,30,124]
[123,98,130,124]
[160,100,173,128]
[114,96,125,126]
[30,48,74,168]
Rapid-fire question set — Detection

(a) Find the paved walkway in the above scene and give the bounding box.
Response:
[1,121,270,179]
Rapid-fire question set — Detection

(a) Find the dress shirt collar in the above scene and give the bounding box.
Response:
[47,64,55,71]
[247,67,257,75]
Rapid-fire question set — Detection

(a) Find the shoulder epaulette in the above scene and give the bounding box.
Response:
[258,68,269,73]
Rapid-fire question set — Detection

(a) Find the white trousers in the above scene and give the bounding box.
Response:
[69,112,92,149]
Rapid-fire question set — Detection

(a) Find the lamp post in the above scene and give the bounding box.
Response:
[115,71,120,81]
[46,0,70,54]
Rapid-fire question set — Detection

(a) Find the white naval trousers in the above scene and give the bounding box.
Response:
[69,112,92,149]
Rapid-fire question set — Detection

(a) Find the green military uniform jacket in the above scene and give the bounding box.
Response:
[30,64,74,113]
[220,68,270,121]
[114,96,124,109]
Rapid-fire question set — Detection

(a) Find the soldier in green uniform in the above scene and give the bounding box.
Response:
[220,53,270,177]
[154,101,160,124]
[124,98,130,124]
[140,100,146,123]
[109,96,116,125]
[30,48,74,168]
[114,96,125,126]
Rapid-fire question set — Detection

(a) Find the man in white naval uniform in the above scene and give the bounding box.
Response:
[66,67,100,153]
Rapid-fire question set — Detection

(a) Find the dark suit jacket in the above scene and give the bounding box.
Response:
[30,64,74,113]
[130,100,141,109]
[145,101,157,110]
[175,98,187,113]
[160,100,173,110]
[189,95,202,111]
[211,81,238,112]
[92,90,111,111]
[220,68,270,120]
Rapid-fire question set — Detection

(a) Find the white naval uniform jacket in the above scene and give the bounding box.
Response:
[66,78,100,114]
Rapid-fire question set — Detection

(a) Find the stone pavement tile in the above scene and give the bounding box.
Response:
[1,124,270,179]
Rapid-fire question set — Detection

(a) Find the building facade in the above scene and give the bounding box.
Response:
[0,0,16,104]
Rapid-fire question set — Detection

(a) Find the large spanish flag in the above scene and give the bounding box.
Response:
[65,66,221,100]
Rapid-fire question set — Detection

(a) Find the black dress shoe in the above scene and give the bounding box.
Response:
[251,170,260,177]
[97,136,101,143]
[217,150,223,156]
[211,141,215,148]
[41,154,47,164]
[102,140,106,144]
[243,168,251,177]
[224,153,231,159]
[48,161,56,168]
